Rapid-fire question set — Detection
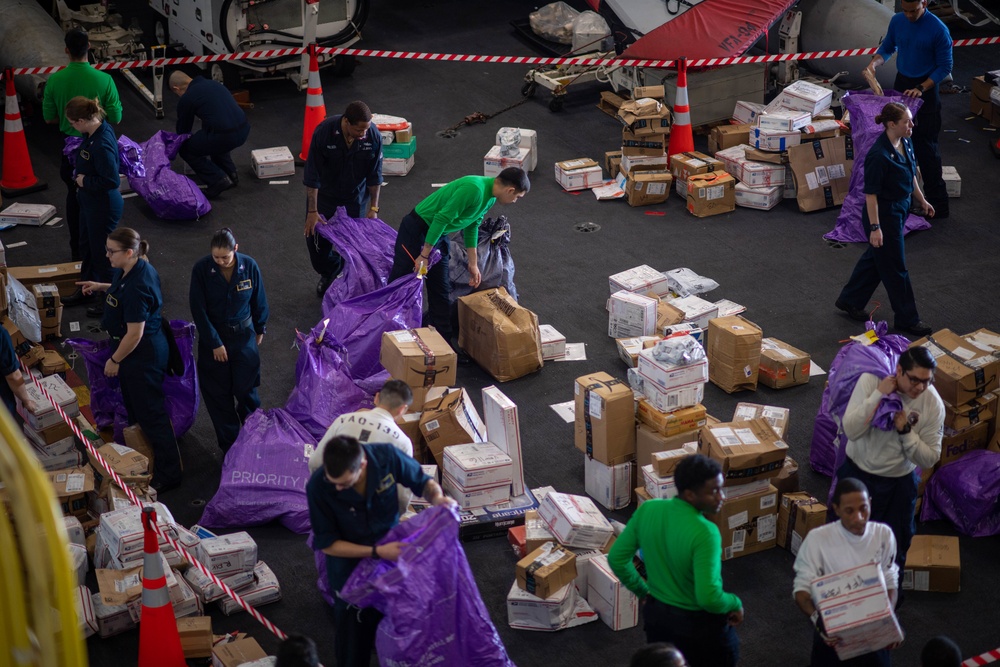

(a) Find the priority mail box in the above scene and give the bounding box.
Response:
[484,144,531,177]
[250,146,295,178]
[913,329,1000,406]
[75,585,98,638]
[642,464,677,499]
[732,403,790,439]
[770,79,833,116]
[636,400,706,437]
[788,135,854,213]
[608,290,658,338]
[666,295,719,330]
[715,144,786,188]
[621,128,667,157]
[708,315,764,393]
[686,170,736,218]
[671,151,725,182]
[903,535,960,592]
[198,532,258,577]
[750,126,801,152]
[732,101,766,125]
[442,471,510,509]
[443,442,513,490]
[383,155,415,176]
[379,327,457,390]
[555,158,604,191]
[813,563,903,661]
[584,455,634,511]
[219,561,282,616]
[538,492,614,550]
[942,392,996,432]
[758,337,811,389]
[776,492,827,554]
[517,542,578,600]
[538,324,567,361]
[587,554,639,630]
[757,109,811,132]
[710,484,778,560]
[32,442,84,471]
[420,387,487,466]
[19,374,80,431]
[699,418,788,485]
[640,379,705,413]
[609,265,670,297]
[574,372,636,465]
[636,422,698,468]
[615,335,661,368]
[482,385,527,496]
[637,343,709,395]
[183,561,257,605]
[0,203,57,226]
[708,123,752,155]
[91,592,136,638]
[735,182,783,211]
[507,581,597,632]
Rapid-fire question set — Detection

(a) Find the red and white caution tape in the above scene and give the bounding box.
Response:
[22,363,287,640]
[965,647,1000,666]
[2,36,1000,77]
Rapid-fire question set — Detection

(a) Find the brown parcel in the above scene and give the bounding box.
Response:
[621,128,667,157]
[379,327,457,406]
[911,329,1000,406]
[123,424,156,475]
[605,150,623,176]
[787,135,854,213]
[597,90,630,119]
[970,76,1000,127]
[776,492,827,554]
[758,337,811,389]
[708,123,751,156]
[939,420,989,467]
[457,287,543,382]
[213,638,269,667]
[771,455,801,499]
[617,99,672,136]
[636,400,706,437]
[575,371,636,466]
[686,170,735,218]
[48,466,95,518]
[698,418,788,486]
[903,535,960,592]
[635,422,695,469]
[177,617,213,659]
[710,484,778,560]
[942,391,996,432]
[621,164,673,207]
[732,402,790,439]
[670,151,725,182]
[516,543,577,600]
[8,261,82,298]
[707,315,763,393]
[419,388,487,467]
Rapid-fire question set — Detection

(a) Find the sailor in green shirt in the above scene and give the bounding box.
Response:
[388,167,529,342]
[42,27,122,278]
[609,454,744,667]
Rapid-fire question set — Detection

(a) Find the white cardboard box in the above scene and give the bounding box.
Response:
[91,593,136,638]
[555,159,604,191]
[666,295,719,330]
[609,290,658,338]
[506,581,598,631]
[716,144,786,188]
[735,182,783,211]
[587,554,640,631]
[183,566,257,605]
[942,166,960,197]
[98,504,178,559]
[19,375,80,431]
[0,203,57,226]
[641,464,678,499]
[482,386,526,496]
[758,109,812,132]
[771,79,833,116]
[442,442,513,490]
[383,155,415,176]
[250,147,295,179]
[484,145,531,177]
[219,561,282,616]
[538,492,614,550]
[442,471,511,509]
[75,585,98,638]
[732,101,767,125]
[750,127,801,152]
[198,532,258,577]
[813,563,903,661]
[640,378,705,413]
[538,325,567,361]
[584,455,634,511]
[609,265,671,297]
[637,342,709,392]
[495,127,538,171]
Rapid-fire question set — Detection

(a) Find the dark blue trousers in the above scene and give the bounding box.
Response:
[333,596,383,667]
[197,326,261,452]
[837,198,920,328]
[896,72,947,215]
[838,457,917,571]
[388,210,452,339]
[179,124,250,185]
[59,155,81,261]
[78,189,122,283]
[643,597,740,667]
[117,330,183,485]
[811,628,891,667]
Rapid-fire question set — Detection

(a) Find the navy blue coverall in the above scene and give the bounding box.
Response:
[75,120,123,283]
[0,328,20,416]
[188,253,269,451]
[838,132,923,329]
[302,114,382,281]
[101,259,183,487]
[176,76,250,187]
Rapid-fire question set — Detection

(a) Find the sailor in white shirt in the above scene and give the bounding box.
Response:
[308,380,415,512]
[838,346,943,570]
[794,478,900,667]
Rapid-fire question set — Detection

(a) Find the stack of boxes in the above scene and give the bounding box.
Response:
[441,442,514,510]
[574,371,636,511]
[32,283,62,340]
[19,374,83,471]
[380,118,416,176]
[486,127,537,176]
[776,492,826,555]
[613,85,673,207]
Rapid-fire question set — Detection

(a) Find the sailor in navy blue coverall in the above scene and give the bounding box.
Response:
[79,228,183,493]
[303,101,382,296]
[189,229,269,452]
[66,98,123,317]
[169,72,249,198]
[306,437,454,667]
[838,103,934,337]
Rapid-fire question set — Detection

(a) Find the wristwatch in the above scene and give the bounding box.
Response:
[869,225,880,231]
[898,422,912,435]
[371,544,380,559]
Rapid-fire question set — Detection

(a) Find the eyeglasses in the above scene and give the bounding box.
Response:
[904,371,933,387]
[105,247,125,256]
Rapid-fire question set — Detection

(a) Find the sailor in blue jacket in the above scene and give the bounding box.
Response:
[189,228,269,452]
[169,71,250,199]
[78,228,183,493]
[837,102,934,337]
[66,96,123,318]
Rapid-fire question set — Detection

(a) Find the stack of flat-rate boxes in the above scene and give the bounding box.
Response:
[614,85,673,207]
[637,334,709,412]
[574,371,636,511]
[698,417,788,560]
[441,442,514,510]
[19,374,83,471]
[379,118,416,176]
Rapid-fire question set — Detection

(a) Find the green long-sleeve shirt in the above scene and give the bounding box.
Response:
[608,498,742,615]
[42,62,122,136]
[414,176,496,247]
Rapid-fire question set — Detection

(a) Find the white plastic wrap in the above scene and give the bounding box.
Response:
[529,2,580,44]
[663,268,720,297]
[650,336,706,366]
[572,11,611,53]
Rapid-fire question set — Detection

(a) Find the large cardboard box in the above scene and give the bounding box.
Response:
[636,401,706,437]
[379,328,457,392]
[635,423,697,468]
[212,638,268,667]
[750,126,801,152]
[8,261,82,297]
[939,421,989,467]
[667,295,719,330]
[517,542,578,600]
[758,337,811,389]
[640,378,705,413]
[538,492,614,550]
[686,170,736,218]
[19,374,80,431]
[771,79,833,116]
[637,345,708,396]
[776,492,827,554]
[732,101,767,125]
[903,535,960,592]
[584,455,634,511]
[621,128,667,157]
[813,563,903,661]
[616,165,672,207]
[652,442,698,476]
[555,158,604,191]
[708,315,763,393]
[574,372,636,466]
[699,418,788,485]
[732,402,790,439]
[419,388,487,466]
[788,135,854,213]
[912,329,1000,406]
[482,385,527,496]
[587,554,640,631]
[734,182,783,210]
[458,288,543,382]
[608,290,658,337]
[708,123,751,155]
[671,151,725,182]
[710,484,778,560]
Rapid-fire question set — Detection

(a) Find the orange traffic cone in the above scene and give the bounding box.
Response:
[299,44,327,162]
[1,69,47,197]
[666,57,694,168]
[137,507,186,667]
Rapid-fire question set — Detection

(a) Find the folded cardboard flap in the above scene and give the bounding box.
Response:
[457,288,543,382]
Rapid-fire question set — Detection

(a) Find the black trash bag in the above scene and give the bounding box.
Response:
[448,215,517,302]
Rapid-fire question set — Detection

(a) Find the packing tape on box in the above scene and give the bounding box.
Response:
[783,496,819,550]
[583,379,624,459]
[926,335,992,397]
[407,328,450,388]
